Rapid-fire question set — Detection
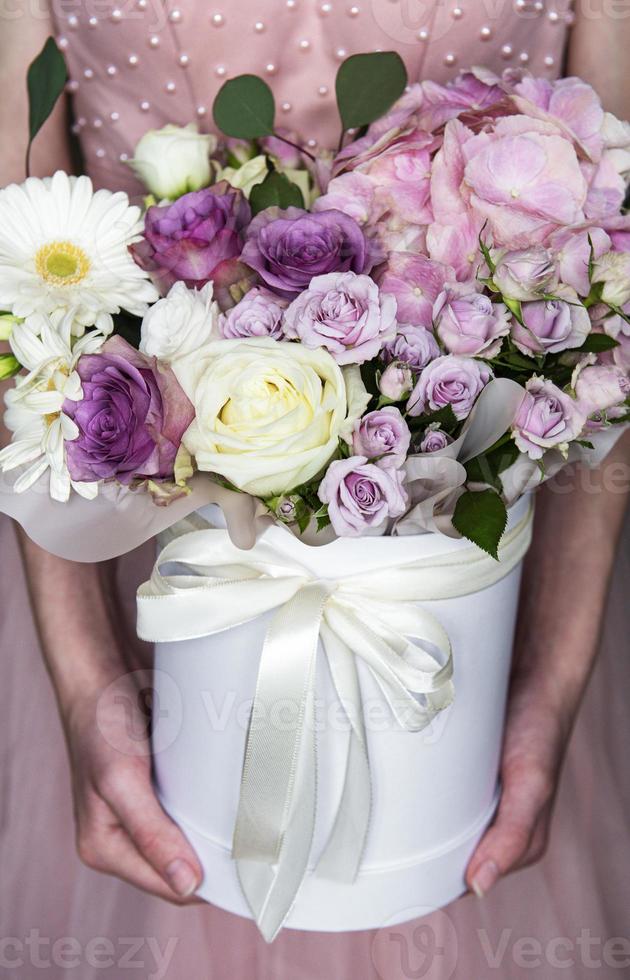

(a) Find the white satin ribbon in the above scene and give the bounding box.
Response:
[137,505,533,941]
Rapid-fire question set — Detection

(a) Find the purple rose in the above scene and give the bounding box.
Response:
[219,286,288,340]
[512,377,586,460]
[318,455,408,537]
[493,247,558,301]
[63,336,194,484]
[283,272,396,364]
[131,182,251,294]
[378,361,414,401]
[408,355,493,421]
[419,427,452,453]
[512,296,591,355]
[383,323,440,371]
[434,289,510,358]
[377,253,449,327]
[352,408,411,468]
[574,363,630,416]
[240,207,370,298]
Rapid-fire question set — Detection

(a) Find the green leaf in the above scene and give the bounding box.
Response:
[465,440,520,489]
[0,354,21,380]
[503,296,524,325]
[577,333,619,353]
[111,311,143,349]
[409,403,459,435]
[26,38,67,166]
[452,489,508,560]
[313,504,331,533]
[584,281,604,308]
[493,351,539,372]
[212,74,275,139]
[335,52,407,131]
[249,168,304,215]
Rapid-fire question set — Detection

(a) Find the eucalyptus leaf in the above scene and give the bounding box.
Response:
[249,169,304,215]
[213,74,275,139]
[335,52,407,131]
[26,37,68,173]
[452,489,507,560]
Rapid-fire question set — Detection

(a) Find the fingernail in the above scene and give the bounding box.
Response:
[165,859,198,897]
[472,860,500,898]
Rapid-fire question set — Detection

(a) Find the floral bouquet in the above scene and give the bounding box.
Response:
[1,41,629,940]
[1,42,628,560]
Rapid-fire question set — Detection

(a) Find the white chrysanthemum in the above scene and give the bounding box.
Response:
[0,171,158,329]
[0,315,103,502]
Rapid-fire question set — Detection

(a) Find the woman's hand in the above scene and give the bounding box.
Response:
[466,434,630,896]
[65,665,204,903]
[16,532,203,903]
[465,665,569,896]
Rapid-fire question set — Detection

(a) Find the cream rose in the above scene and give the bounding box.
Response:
[128,123,216,200]
[215,155,269,199]
[174,337,369,496]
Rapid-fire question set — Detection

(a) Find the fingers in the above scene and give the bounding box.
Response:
[466,761,554,897]
[77,813,200,904]
[97,762,204,899]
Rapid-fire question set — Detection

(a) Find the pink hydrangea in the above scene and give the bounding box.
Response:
[462,116,587,247]
[377,253,450,328]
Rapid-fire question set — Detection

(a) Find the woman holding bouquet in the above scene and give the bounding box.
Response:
[1,1,629,977]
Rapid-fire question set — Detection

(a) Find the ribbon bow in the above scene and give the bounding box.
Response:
[137,505,532,941]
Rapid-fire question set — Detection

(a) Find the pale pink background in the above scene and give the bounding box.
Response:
[2,1,630,977]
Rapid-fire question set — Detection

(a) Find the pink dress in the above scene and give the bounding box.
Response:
[2,2,630,977]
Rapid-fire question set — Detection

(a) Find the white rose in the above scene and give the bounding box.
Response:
[593,251,630,308]
[139,282,219,362]
[174,337,370,496]
[128,123,216,200]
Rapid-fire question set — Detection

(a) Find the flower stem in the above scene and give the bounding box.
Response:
[271,132,317,164]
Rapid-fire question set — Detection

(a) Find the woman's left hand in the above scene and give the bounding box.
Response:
[466,434,630,897]
[465,661,571,896]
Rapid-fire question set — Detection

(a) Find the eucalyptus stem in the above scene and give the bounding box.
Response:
[271,131,317,164]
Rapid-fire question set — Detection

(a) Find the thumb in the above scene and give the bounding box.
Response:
[466,766,551,896]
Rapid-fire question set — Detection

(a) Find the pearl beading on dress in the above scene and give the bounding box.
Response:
[53,0,573,189]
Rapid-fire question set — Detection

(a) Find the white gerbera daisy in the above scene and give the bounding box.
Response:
[0,314,103,501]
[0,170,158,330]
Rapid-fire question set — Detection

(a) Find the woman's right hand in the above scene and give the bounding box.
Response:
[15,529,203,904]
[64,662,204,903]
